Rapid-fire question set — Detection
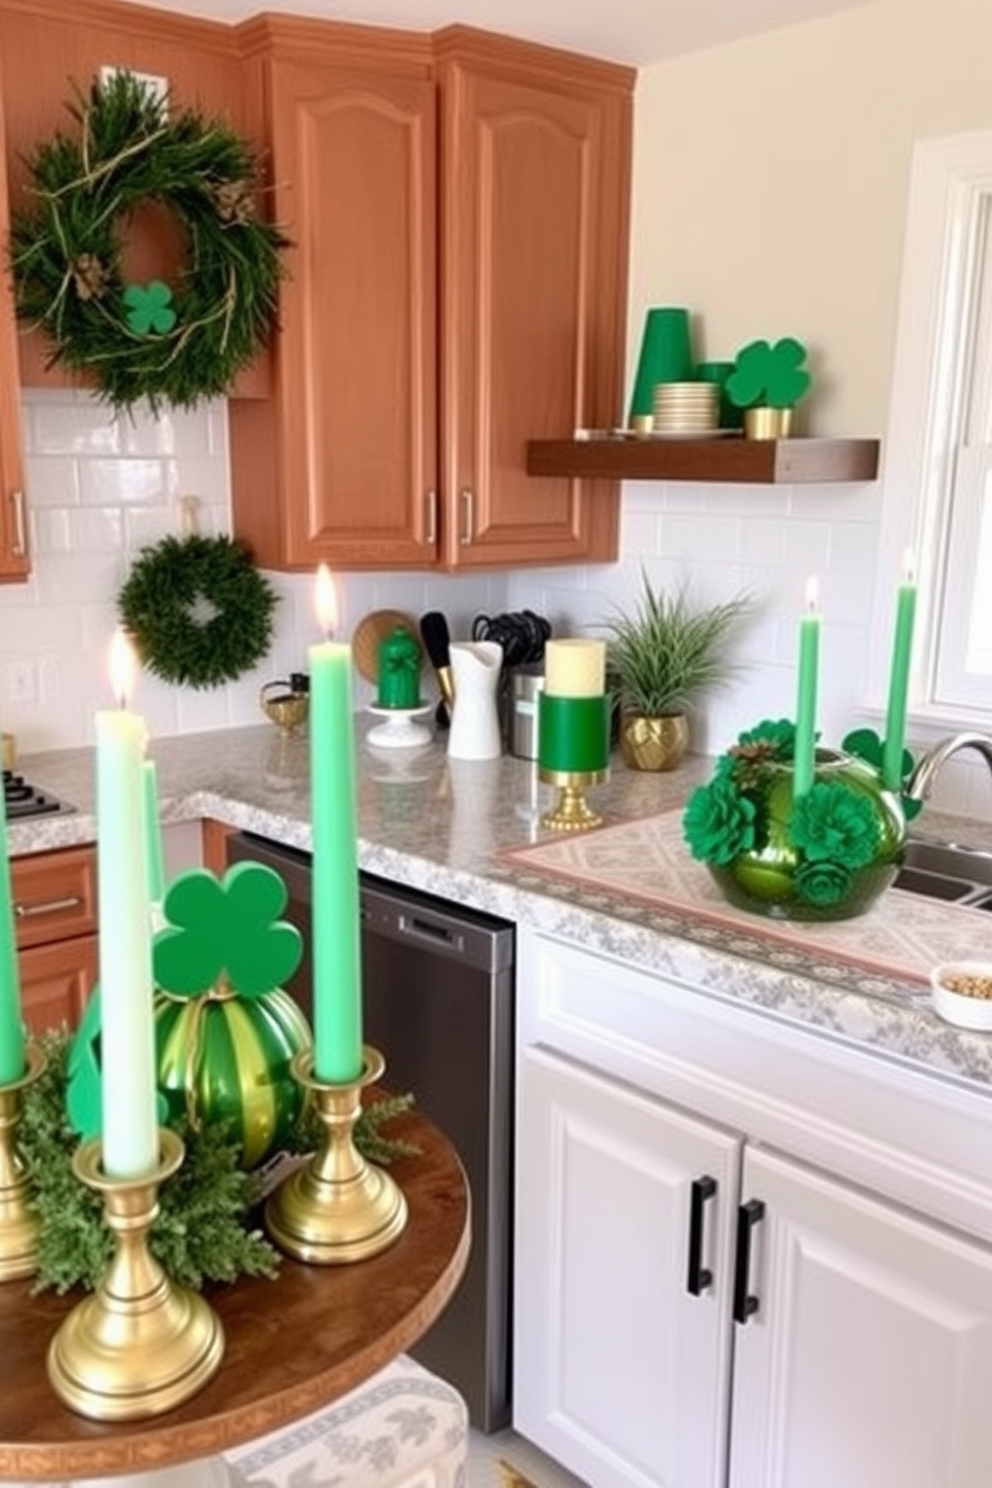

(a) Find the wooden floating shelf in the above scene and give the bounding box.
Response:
[526,436,880,485]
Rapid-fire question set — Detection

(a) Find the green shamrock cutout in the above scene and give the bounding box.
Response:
[153,861,303,999]
[66,986,170,1141]
[123,279,177,335]
[726,337,811,409]
[842,728,923,820]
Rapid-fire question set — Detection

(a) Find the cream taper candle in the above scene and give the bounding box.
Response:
[96,629,159,1179]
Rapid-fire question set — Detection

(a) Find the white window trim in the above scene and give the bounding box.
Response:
[869,128,992,741]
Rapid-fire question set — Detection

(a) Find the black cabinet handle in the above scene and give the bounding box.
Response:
[686,1175,717,1296]
[732,1198,766,1324]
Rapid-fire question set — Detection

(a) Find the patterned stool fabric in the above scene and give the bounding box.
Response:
[225,1354,469,1488]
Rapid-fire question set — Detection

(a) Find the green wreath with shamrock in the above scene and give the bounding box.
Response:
[9,69,290,412]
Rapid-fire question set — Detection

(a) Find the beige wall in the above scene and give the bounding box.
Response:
[628,0,992,435]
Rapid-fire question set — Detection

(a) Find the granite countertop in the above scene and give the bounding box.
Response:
[10,723,992,1094]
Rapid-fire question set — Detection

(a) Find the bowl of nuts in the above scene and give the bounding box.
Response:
[930,962,992,1030]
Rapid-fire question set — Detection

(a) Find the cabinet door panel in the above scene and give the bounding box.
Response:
[731,1145,992,1488]
[0,57,27,580]
[514,1045,740,1488]
[20,935,97,1035]
[230,60,436,570]
[438,58,627,569]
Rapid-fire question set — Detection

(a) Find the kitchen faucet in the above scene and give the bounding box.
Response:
[904,731,992,801]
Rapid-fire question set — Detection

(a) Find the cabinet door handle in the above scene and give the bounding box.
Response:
[15,894,84,919]
[424,489,437,547]
[732,1197,766,1324]
[460,488,473,545]
[10,490,26,558]
[686,1175,717,1295]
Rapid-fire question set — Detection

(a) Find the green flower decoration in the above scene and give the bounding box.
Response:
[789,781,880,868]
[123,279,177,335]
[736,718,796,758]
[684,775,757,865]
[794,859,853,906]
[726,337,811,410]
[153,862,303,998]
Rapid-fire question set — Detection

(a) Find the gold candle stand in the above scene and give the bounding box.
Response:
[539,765,610,832]
[265,1045,408,1265]
[47,1128,225,1421]
[0,1043,46,1281]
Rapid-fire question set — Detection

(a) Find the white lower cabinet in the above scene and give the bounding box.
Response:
[515,1044,992,1488]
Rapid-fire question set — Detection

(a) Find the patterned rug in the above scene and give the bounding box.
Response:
[502,807,991,985]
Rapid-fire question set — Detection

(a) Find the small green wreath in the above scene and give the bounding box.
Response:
[119,534,277,689]
[9,70,290,411]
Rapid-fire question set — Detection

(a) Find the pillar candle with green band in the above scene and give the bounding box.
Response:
[538,695,610,773]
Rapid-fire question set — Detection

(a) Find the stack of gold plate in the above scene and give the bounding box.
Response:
[651,381,720,435]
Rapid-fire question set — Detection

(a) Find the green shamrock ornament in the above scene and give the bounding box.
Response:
[842,727,923,820]
[153,862,303,998]
[123,279,178,336]
[726,337,811,410]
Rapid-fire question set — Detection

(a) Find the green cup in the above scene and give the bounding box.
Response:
[695,359,744,429]
[628,308,693,422]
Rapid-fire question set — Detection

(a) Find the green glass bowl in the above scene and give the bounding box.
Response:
[708,749,906,922]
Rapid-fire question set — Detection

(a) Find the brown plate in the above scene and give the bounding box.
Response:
[351,609,420,683]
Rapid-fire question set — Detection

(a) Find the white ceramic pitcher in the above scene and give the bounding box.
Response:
[447,641,504,760]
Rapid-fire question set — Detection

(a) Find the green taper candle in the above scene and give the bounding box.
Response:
[0,722,25,1085]
[793,577,820,801]
[882,556,917,791]
[143,758,166,905]
[309,566,363,1083]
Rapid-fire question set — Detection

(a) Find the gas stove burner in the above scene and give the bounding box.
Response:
[3,770,76,821]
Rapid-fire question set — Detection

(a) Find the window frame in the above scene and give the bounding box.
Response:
[869,128,992,734]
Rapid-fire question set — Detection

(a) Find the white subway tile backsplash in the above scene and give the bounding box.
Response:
[24,456,80,508]
[79,457,175,506]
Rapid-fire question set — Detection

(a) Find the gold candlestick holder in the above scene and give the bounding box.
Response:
[47,1128,225,1421]
[265,1045,407,1265]
[0,1044,46,1282]
[539,765,610,831]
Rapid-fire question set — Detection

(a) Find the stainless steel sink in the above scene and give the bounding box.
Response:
[893,838,992,907]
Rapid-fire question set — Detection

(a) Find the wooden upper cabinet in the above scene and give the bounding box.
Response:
[434,30,633,570]
[228,21,634,573]
[0,76,28,581]
[229,26,437,570]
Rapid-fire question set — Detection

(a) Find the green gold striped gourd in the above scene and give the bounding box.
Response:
[154,984,312,1170]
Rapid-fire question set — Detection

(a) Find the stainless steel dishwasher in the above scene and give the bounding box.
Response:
[225,831,515,1432]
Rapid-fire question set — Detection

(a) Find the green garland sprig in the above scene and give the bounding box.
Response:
[21,1028,418,1295]
[118,533,277,689]
[10,70,290,411]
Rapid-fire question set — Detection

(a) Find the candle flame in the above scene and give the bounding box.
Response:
[315,564,339,638]
[902,547,916,585]
[804,575,820,612]
[108,627,137,709]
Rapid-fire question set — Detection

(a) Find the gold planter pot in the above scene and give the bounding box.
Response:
[619,713,690,772]
[743,406,793,440]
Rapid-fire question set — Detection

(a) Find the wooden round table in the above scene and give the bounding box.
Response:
[0,1104,470,1485]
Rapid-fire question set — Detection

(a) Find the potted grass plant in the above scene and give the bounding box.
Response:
[604,571,753,771]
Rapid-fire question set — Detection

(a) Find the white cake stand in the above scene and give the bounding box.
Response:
[365,702,434,749]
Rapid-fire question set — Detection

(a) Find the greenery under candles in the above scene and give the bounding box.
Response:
[20,1027,418,1295]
